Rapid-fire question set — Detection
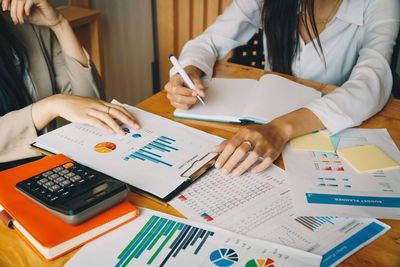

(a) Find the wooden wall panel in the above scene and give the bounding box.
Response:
[156,0,233,89]
[177,0,191,53]
[206,0,220,27]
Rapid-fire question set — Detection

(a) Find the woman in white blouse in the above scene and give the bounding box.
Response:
[164,0,400,177]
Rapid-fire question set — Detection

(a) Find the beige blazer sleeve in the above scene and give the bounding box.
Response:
[0,21,104,162]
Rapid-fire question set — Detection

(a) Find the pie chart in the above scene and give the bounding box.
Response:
[94,142,116,153]
[245,258,275,267]
[209,248,239,267]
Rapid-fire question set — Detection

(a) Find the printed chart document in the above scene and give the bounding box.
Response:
[173,74,321,124]
[283,128,400,219]
[169,165,390,267]
[65,208,321,267]
[33,100,223,201]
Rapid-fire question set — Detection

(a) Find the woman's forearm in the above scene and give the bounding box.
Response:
[31,95,58,131]
[271,107,326,141]
[50,17,88,67]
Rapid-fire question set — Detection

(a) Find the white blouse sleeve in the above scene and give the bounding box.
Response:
[304,0,400,135]
[172,0,262,79]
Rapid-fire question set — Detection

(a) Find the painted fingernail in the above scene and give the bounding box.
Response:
[215,161,221,168]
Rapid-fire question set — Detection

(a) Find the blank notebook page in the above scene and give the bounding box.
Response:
[175,78,258,121]
[242,74,321,123]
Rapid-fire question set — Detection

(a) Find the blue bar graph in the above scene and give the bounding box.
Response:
[124,136,179,167]
[295,216,336,231]
[116,216,214,267]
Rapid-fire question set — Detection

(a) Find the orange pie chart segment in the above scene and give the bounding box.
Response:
[94,142,116,153]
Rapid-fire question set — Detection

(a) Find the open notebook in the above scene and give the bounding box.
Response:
[173,74,322,124]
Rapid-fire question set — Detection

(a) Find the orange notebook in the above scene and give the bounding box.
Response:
[0,154,138,261]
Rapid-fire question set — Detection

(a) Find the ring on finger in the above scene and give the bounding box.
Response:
[106,106,111,114]
[242,140,254,150]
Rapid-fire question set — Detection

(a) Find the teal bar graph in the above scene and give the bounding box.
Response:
[116,216,214,267]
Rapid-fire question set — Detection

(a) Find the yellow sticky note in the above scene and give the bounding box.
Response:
[290,132,334,152]
[337,144,400,173]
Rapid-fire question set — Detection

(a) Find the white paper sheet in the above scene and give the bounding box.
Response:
[65,208,321,267]
[282,128,400,219]
[169,165,390,267]
[34,100,223,199]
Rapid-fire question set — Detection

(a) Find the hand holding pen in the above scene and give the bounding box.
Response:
[165,56,206,109]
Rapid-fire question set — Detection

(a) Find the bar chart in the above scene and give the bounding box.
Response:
[123,136,178,167]
[65,209,322,267]
[115,215,214,267]
[294,216,336,231]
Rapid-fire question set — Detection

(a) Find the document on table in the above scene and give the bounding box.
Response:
[65,208,321,267]
[33,100,223,201]
[283,128,400,219]
[169,165,390,267]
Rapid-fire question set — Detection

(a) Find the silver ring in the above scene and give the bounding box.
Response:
[243,140,253,150]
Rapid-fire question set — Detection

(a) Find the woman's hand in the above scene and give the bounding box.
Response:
[32,95,141,135]
[212,108,326,176]
[213,122,291,177]
[2,0,63,27]
[164,65,206,110]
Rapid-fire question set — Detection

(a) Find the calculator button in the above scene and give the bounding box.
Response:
[48,184,60,192]
[63,162,74,169]
[70,175,81,182]
[56,188,65,194]
[32,186,41,193]
[77,178,86,185]
[37,178,48,185]
[55,177,65,183]
[68,183,77,190]
[49,195,59,202]
[59,169,69,175]
[87,174,95,180]
[38,190,47,196]
[49,173,60,180]
[24,181,33,187]
[60,191,70,198]
[43,181,54,187]
[42,171,54,177]
[53,166,64,172]
[65,172,75,178]
[59,180,71,187]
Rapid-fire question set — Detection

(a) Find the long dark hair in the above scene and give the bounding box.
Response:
[262,0,324,75]
[0,13,31,116]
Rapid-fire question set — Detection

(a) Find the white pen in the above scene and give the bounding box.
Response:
[169,54,205,105]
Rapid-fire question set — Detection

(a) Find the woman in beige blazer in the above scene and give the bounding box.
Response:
[0,0,140,163]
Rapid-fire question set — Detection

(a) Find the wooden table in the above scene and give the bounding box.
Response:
[1,61,399,266]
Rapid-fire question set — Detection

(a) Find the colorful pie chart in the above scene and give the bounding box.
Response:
[94,142,116,153]
[209,248,238,267]
[245,258,275,267]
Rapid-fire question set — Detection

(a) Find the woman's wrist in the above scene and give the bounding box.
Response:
[31,95,60,131]
[184,65,204,78]
[49,15,69,35]
[269,108,325,141]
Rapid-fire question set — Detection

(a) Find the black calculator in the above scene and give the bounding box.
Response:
[16,161,129,225]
